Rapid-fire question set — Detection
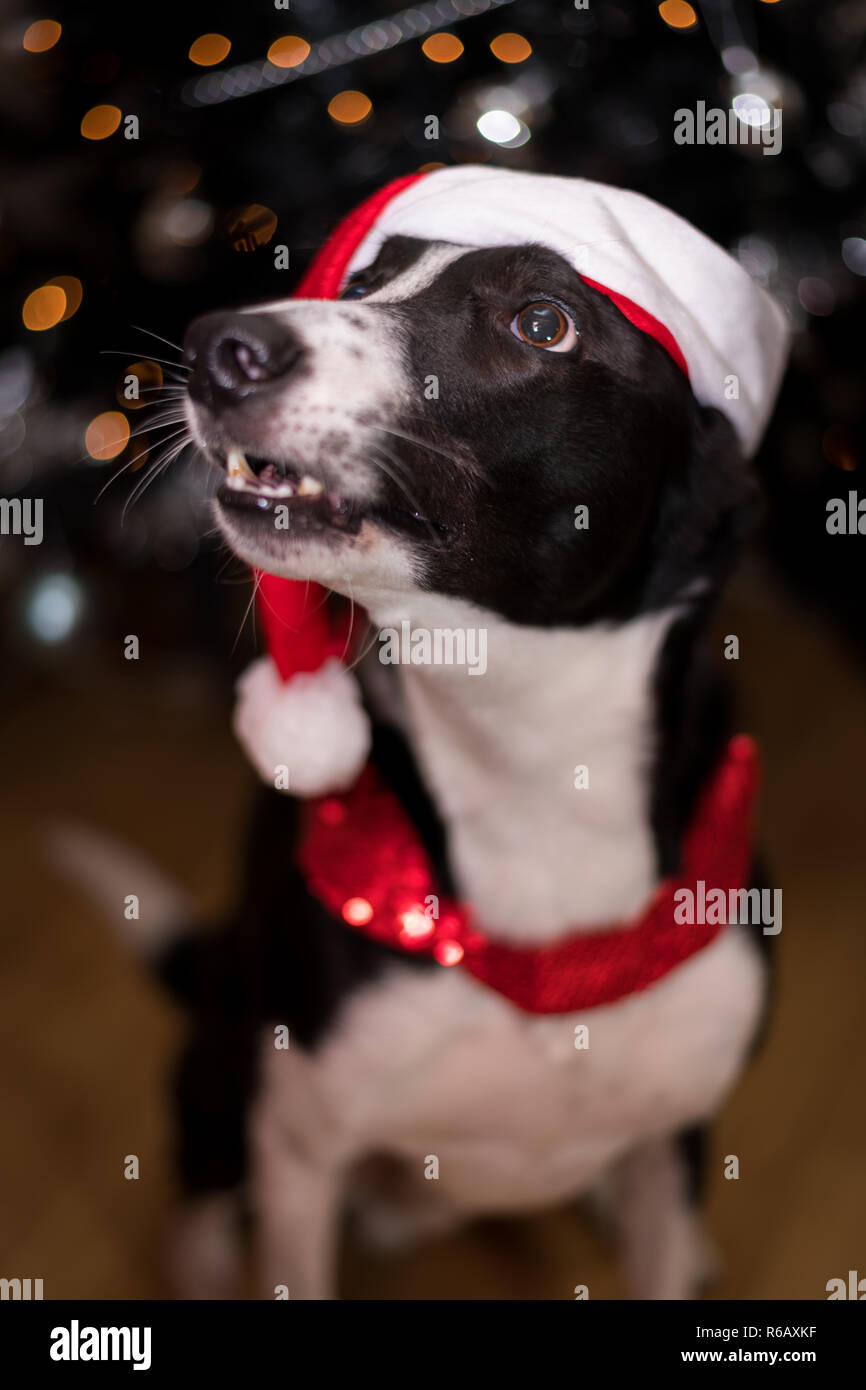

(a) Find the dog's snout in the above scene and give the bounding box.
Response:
[184,312,303,408]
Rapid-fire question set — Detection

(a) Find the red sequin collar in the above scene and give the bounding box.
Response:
[298,736,761,1014]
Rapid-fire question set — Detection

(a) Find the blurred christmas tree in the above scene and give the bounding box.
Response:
[1,0,864,694]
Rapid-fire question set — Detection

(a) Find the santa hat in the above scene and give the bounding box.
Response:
[234,165,789,796]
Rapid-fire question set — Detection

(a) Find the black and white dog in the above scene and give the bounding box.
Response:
[166,169,787,1300]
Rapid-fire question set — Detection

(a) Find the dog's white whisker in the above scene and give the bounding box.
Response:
[134,386,189,396]
[120,438,191,510]
[86,419,191,503]
[129,324,186,357]
[368,445,440,545]
[120,432,192,521]
[343,611,383,678]
[100,349,190,374]
[374,422,469,470]
[230,569,263,658]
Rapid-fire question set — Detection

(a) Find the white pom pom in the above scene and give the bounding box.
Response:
[233,656,370,797]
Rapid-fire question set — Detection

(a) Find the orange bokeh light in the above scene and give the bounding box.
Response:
[822,426,857,472]
[225,204,278,252]
[118,360,163,409]
[80,104,121,140]
[658,1,698,29]
[490,33,533,64]
[188,33,231,67]
[23,19,61,53]
[267,36,310,69]
[327,90,372,125]
[85,411,130,461]
[421,33,464,64]
[45,275,82,323]
[163,161,201,195]
[22,284,66,332]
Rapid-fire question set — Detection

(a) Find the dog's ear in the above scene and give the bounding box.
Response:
[643,403,763,610]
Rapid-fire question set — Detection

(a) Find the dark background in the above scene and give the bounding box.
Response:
[0,0,864,1299]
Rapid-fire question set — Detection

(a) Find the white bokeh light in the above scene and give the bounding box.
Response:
[26,574,85,644]
[476,109,522,144]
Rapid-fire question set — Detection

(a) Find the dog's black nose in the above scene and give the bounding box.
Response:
[184,311,303,408]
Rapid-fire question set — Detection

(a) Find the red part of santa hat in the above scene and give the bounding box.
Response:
[236,166,788,796]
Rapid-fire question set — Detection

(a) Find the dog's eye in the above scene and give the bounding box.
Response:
[510,302,578,353]
[338,281,369,300]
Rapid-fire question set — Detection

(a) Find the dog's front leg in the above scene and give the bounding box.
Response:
[610,1135,719,1300]
[251,1102,344,1301]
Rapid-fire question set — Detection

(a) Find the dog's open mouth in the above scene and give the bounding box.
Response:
[216,447,360,531]
[215,446,449,543]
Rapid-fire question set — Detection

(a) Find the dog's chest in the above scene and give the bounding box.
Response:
[258,926,763,1211]
[362,602,678,940]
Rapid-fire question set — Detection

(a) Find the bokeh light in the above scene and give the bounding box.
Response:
[490,33,533,64]
[722,46,759,76]
[0,349,34,419]
[162,161,201,195]
[80,104,121,140]
[267,36,310,69]
[399,909,435,943]
[823,425,857,472]
[797,276,834,316]
[225,203,277,251]
[45,276,82,323]
[188,34,231,67]
[434,940,464,966]
[421,33,464,63]
[732,92,772,127]
[841,236,866,276]
[658,1,698,30]
[25,574,85,645]
[118,361,163,409]
[22,285,66,332]
[164,198,213,247]
[327,90,372,125]
[22,19,61,52]
[342,897,374,926]
[477,109,523,144]
[85,411,129,461]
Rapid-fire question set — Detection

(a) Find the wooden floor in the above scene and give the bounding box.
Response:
[1,564,864,1300]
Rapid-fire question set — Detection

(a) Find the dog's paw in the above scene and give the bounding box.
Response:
[167,1193,242,1300]
[689,1223,723,1298]
[350,1187,461,1254]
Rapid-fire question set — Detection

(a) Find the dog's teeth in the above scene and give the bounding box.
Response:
[227,447,255,481]
[298,475,324,497]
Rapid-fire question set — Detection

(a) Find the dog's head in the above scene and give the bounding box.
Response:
[184,235,756,626]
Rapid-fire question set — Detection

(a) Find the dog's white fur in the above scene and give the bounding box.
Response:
[359,591,678,937]
[248,926,762,1299]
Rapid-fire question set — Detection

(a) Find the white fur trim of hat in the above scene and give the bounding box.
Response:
[347,165,789,457]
